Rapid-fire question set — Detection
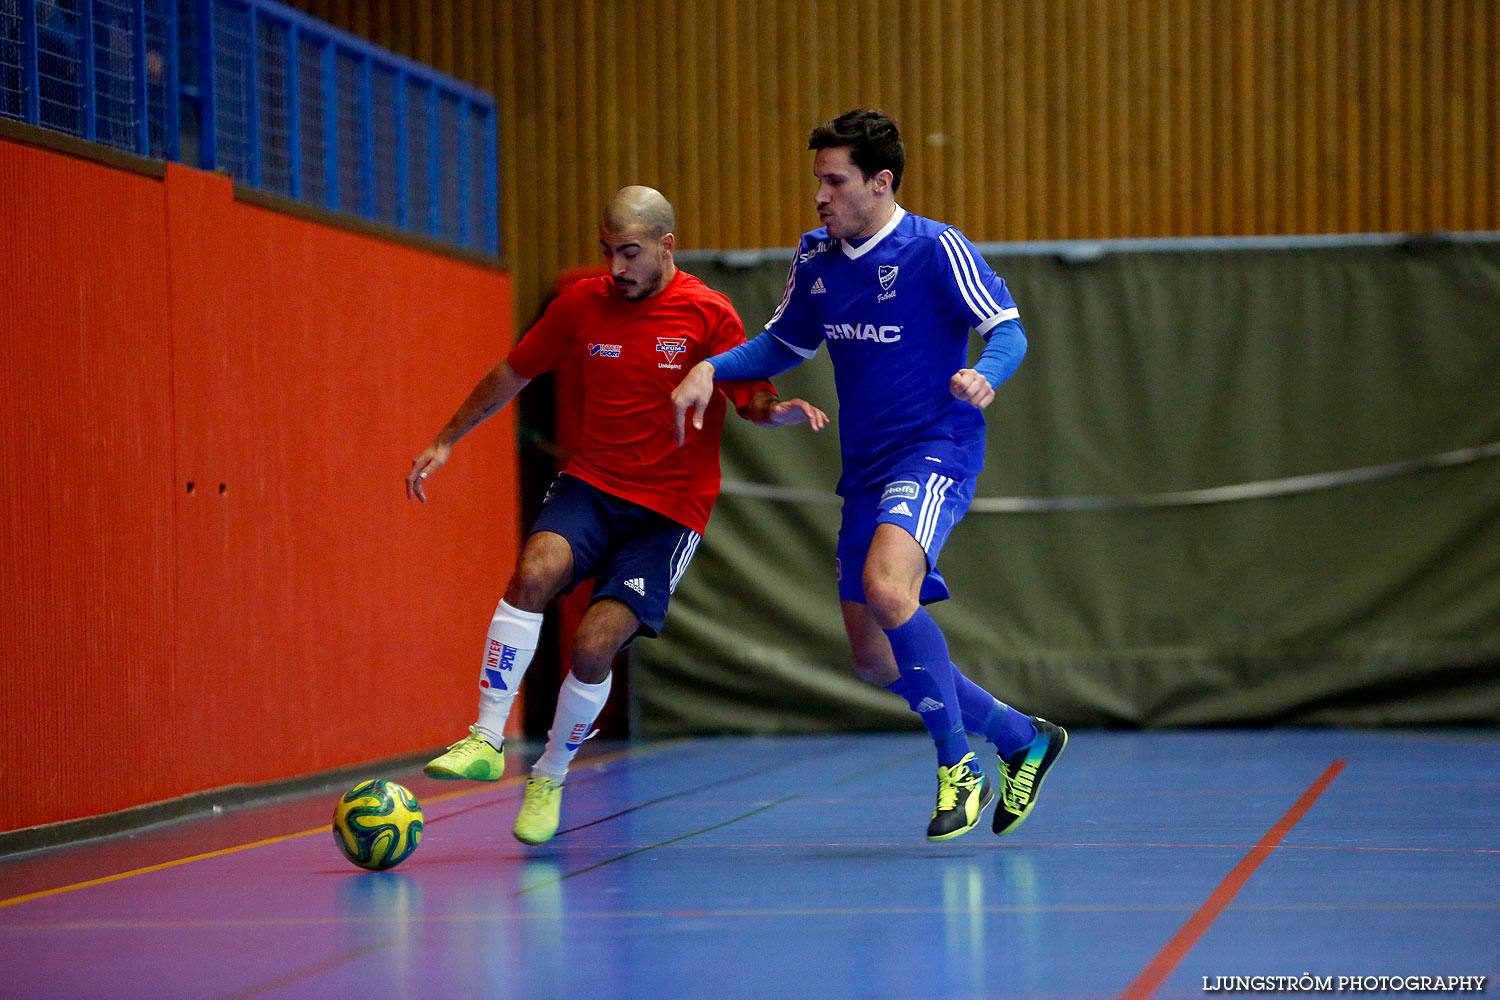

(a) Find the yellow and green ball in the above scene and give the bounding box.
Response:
[332,779,423,871]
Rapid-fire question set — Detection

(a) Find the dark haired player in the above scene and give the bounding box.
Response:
[409,185,825,846]
[672,111,1065,841]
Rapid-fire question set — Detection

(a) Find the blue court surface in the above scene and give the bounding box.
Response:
[2,729,1496,999]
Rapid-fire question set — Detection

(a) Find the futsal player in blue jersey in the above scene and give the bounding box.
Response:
[671,109,1066,841]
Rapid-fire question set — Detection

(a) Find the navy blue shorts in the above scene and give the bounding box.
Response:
[530,474,701,638]
[835,469,977,605]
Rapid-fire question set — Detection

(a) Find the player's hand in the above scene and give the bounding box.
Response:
[950,369,995,410]
[766,398,829,432]
[670,361,717,446]
[406,442,452,503]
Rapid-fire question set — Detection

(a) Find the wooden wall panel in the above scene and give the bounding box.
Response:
[292,0,1500,323]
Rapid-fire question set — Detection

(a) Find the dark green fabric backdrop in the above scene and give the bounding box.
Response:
[635,241,1500,735]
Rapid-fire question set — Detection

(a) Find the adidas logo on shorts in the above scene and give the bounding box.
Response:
[810,277,827,295]
[890,500,913,517]
[624,577,646,596]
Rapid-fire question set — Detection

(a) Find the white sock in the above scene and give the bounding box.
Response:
[473,599,544,746]
[531,671,613,780]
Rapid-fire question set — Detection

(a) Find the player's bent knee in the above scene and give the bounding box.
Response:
[506,540,572,610]
[862,578,920,630]
[504,570,559,612]
[568,640,617,685]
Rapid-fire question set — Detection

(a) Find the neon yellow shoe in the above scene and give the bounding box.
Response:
[423,725,505,781]
[926,751,994,841]
[513,775,564,845]
[994,717,1068,835]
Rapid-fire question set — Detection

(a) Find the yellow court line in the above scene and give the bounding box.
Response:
[0,740,679,911]
[0,829,342,911]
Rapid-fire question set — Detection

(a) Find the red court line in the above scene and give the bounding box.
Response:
[1117,758,1347,1000]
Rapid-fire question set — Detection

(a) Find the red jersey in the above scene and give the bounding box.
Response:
[507,269,771,534]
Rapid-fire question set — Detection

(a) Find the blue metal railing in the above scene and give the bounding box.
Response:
[1,0,499,257]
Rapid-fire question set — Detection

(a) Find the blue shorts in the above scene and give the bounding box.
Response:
[530,474,701,638]
[835,470,976,605]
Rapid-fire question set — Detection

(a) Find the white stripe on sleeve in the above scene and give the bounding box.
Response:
[774,334,818,359]
[764,254,798,329]
[939,229,1005,326]
[974,307,1021,337]
[763,253,819,358]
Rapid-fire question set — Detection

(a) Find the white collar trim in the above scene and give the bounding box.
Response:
[842,205,906,259]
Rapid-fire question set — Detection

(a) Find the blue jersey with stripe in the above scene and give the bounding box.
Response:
[764,206,1021,495]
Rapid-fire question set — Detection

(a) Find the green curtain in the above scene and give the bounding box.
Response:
[635,241,1500,735]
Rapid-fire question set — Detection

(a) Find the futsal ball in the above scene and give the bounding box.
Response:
[332,779,424,871]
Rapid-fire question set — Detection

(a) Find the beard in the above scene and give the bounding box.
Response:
[613,263,664,300]
[823,207,877,241]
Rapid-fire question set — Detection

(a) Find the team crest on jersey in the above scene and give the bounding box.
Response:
[589,343,622,358]
[656,337,687,369]
[878,265,899,291]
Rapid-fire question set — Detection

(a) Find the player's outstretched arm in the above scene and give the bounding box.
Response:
[738,390,828,431]
[673,332,809,445]
[407,360,532,502]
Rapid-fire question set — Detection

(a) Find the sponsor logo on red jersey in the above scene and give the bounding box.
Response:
[656,337,688,369]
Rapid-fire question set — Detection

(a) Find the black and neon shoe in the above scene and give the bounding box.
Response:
[926,752,996,841]
[993,717,1067,835]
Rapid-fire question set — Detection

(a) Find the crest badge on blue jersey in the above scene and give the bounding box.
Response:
[878,264,899,291]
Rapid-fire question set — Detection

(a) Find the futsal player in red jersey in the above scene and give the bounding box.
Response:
[406,186,826,845]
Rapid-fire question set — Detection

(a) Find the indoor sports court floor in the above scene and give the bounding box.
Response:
[2,729,1496,999]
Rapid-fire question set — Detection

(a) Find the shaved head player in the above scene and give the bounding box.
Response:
[409,186,825,845]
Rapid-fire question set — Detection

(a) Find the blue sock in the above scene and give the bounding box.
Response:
[951,666,1037,757]
[892,668,1038,757]
[883,608,969,766]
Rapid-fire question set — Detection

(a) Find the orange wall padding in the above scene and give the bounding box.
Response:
[1,144,519,833]
[1,144,178,830]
